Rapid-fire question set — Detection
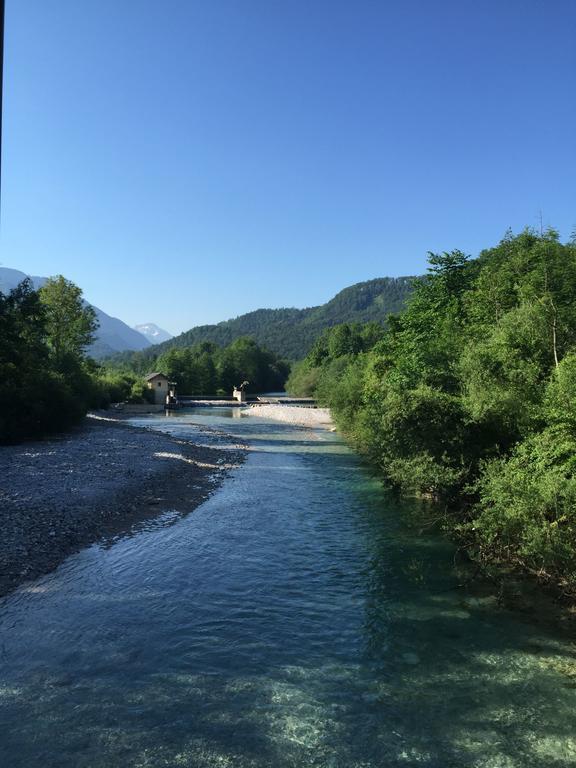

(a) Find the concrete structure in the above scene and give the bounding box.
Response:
[145,372,170,405]
[232,380,250,403]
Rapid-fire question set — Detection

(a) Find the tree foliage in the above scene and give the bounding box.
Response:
[127,337,289,395]
[288,229,576,594]
[39,276,98,367]
[107,277,414,365]
[0,278,102,442]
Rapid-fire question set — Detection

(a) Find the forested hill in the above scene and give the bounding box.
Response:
[114,277,414,364]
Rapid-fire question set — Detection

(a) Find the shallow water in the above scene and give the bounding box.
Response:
[1,409,575,767]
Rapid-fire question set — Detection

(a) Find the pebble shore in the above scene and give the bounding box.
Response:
[0,414,246,597]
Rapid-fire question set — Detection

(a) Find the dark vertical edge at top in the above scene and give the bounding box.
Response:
[0,0,5,226]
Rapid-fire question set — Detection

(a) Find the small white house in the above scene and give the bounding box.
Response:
[145,372,170,404]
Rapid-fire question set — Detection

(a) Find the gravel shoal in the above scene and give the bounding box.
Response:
[245,404,333,428]
[0,414,246,597]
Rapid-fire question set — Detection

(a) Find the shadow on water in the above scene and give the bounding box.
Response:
[0,411,575,767]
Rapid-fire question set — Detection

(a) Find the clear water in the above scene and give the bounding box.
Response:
[1,410,575,767]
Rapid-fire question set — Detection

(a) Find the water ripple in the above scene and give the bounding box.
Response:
[0,410,575,767]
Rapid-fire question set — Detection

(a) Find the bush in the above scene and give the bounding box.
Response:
[472,425,576,592]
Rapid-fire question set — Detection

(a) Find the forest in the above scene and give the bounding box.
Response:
[0,276,289,443]
[108,276,414,364]
[107,337,290,396]
[288,229,576,596]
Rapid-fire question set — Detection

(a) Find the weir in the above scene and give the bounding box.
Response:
[174,395,319,408]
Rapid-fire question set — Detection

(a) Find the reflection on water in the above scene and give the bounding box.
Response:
[0,409,575,767]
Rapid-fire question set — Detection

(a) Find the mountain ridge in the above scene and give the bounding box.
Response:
[114,276,415,362]
[2,268,416,361]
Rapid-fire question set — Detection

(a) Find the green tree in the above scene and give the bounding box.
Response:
[39,276,98,368]
[0,280,86,443]
[296,229,576,593]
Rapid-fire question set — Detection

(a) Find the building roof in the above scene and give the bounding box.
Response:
[144,372,168,382]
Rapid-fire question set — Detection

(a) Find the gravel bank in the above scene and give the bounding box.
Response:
[246,404,333,428]
[0,415,246,597]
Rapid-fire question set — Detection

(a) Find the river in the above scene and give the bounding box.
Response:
[0,409,575,767]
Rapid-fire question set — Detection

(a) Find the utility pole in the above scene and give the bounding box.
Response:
[0,0,5,222]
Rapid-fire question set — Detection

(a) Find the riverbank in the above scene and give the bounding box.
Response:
[0,414,246,598]
[3,409,576,768]
[246,403,333,428]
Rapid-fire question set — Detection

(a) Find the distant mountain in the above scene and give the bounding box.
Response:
[0,267,49,294]
[134,323,173,344]
[0,268,152,357]
[118,276,415,362]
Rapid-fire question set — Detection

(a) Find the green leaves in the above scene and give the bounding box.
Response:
[472,425,576,589]
[544,353,576,428]
[286,228,576,594]
[459,301,551,440]
[38,276,98,368]
[154,337,289,395]
[0,278,99,443]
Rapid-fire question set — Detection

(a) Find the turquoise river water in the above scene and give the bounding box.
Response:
[1,409,575,767]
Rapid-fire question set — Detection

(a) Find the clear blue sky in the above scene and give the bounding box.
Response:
[1,0,575,334]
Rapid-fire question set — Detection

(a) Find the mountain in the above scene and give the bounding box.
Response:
[117,276,415,363]
[0,267,49,293]
[0,268,152,357]
[134,323,173,344]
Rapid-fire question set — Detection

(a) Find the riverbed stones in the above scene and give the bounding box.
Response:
[0,415,246,597]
